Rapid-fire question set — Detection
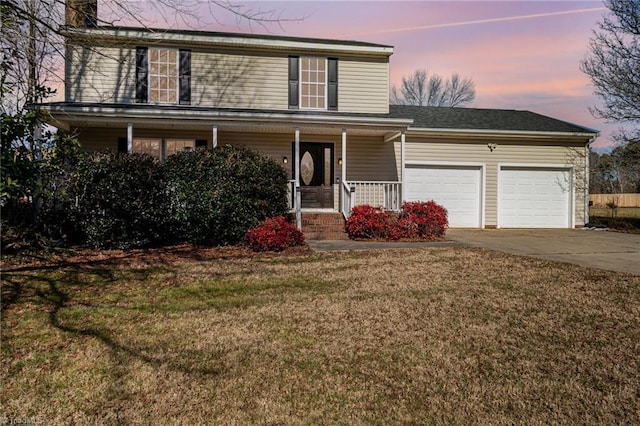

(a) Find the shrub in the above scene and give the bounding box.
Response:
[163,145,289,245]
[66,152,172,248]
[345,201,448,241]
[395,201,448,240]
[33,144,290,249]
[245,216,305,252]
[344,205,392,239]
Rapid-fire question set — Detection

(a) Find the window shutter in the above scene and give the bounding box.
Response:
[179,50,191,105]
[195,139,207,149]
[288,56,299,109]
[328,58,338,110]
[117,137,128,153]
[135,47,148,103]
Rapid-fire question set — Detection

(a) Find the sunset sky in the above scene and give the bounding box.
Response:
[103,0,615,151]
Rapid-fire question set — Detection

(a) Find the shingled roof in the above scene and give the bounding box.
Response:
[389,105,598,134]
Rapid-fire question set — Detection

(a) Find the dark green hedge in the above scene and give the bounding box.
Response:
[2,135,290,249]
[163,146,289,245]
[588,216,640,233]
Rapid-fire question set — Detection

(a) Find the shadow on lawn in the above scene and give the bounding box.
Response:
[0,246,264,380]
[0,244,262,311]
[2,270,227,383]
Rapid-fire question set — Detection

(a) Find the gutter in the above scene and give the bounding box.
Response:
[407,126,599,140]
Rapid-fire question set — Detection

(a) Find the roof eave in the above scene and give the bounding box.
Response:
[407,126,599,141]
[61,27,395,57]
[37,104,412,132]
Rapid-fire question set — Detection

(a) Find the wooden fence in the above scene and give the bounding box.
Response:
[590,193,640,208]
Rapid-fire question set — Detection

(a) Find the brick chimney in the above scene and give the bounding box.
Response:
[65,0,97,27]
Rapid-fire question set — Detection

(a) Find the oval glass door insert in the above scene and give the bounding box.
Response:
[301,151,314,185]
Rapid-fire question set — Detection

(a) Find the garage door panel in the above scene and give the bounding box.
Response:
[499,167,571,228]
[405,165,482,228]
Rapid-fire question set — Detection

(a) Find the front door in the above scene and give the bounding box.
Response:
[294,142,334,209]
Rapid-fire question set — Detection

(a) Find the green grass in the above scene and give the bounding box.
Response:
[2,246,639,424]
[589,206,640,218]
[589,207,640,232]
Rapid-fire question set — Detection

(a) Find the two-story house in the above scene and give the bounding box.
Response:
[39,0,598,232]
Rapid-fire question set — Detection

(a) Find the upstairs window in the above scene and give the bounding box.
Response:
[149,49,178,104]
[289,56,338,111]
[301,57,326,109]
[136,47,191,105]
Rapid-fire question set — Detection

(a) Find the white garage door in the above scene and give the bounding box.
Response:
[405,165,482,227]
[498,167,571,228]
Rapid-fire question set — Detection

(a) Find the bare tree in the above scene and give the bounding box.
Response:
[580,0,640,144]
[390,69,475,107]
[589,138,640,194]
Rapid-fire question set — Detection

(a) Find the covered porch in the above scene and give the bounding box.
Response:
[42,103,412,228]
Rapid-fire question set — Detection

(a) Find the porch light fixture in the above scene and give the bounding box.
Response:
[338,158,343,166]
[283,156,288,164]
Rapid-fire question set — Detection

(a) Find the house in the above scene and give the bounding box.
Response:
[38,0,598,235]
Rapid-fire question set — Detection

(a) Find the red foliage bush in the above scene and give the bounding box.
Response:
[345,202,448,241]
[395,201,448,240]
[244,216,305,252]
[344,205,392,239]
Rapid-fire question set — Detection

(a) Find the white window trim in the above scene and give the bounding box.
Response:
[148,47,179,105]
[299,57,328,111]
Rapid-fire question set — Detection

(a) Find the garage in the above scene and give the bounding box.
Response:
[405,164,483,227]
[498,166,572,228]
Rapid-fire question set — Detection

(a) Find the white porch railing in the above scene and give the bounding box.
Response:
[342,180,402,218]
[287,179,296,211]
[341,180,354,218]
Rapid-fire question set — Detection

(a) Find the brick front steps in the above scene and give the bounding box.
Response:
[301,213,349,240]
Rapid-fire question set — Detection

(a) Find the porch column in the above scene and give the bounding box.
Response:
[341,128,346,184]
[294,127,301,230]
[212,125,218,148]
[127,122,133,153]
[401,130,406,203]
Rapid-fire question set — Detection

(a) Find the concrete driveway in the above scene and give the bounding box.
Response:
[446,229,640,275]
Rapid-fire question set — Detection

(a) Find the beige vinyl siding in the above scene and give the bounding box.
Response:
[191,52,288,109]
[67,43,388,112]
[400,137,588,227]
[74,127,213,152]
[338,59,389,114]
[66,45,136,103]
[343,135,398,181]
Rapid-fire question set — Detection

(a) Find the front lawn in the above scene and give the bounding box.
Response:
[2,246,639,424]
